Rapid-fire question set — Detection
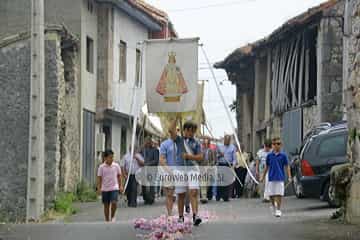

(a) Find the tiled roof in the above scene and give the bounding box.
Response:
[216,0,340,69]
[127,0,178,36]
[268,0,338,40]
[128,0,168,23]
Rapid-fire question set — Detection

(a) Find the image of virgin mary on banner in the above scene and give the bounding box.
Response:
[156,52,188,103]
[145,38,199,113]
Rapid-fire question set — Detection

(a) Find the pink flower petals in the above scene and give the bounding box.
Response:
[134,211,216,240]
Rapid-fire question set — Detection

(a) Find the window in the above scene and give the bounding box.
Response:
[119,41,127,81]
[120,127,127,156]
[135,49,141,87]
[307,27,318,101]
[103,125,111,150]
[318,134,347,158]
[86,37,94,73]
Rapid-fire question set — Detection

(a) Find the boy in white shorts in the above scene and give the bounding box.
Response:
[261,137,291,217]
[175,121,203,226]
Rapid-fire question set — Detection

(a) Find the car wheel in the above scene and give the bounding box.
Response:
[292,176,304,199]
[323,181,340,208]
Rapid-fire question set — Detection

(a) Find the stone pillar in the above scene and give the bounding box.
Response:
[252,59,261,152]
[97,4,114,120]
[236,86,242,146]
[243,93,254,153]
[265,51,272,134]
[317,6,345,123]
[61,40,81,193]
[44,33,63,208]
[233,65,254,153]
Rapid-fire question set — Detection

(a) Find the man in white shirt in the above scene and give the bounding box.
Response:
[216,135,237,202]
[256,139,272,202]
[234,144,249,198]
[122,146,144,207]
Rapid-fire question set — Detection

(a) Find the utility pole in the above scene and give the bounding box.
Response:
[26,0,45,222]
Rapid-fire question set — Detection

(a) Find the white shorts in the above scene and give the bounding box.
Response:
[175,170,200,194]
[158,167,175,189]
[267,181,285,196]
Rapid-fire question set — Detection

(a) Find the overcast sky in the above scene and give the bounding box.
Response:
[146,0,326,138]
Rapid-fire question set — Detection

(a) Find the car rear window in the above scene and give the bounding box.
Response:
[318,133,347,158]
[301,137,319,161]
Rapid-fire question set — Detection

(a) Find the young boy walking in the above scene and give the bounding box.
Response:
[261,137,291,217]
[175,121,203,226]
[97,149,123,222]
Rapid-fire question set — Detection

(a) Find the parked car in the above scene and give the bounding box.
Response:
[291,122,348,207]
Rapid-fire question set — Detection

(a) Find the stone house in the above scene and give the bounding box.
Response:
[215,0,346,156]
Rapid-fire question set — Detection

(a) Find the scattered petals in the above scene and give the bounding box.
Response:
[134,211,216,239]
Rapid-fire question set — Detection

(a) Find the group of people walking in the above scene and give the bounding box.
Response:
[95,118,292,223]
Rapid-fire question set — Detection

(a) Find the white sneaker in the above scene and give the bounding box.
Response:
[111,217,116,223]
[275,210,282,218]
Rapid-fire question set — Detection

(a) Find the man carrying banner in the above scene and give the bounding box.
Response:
[170,118,203,226]
[144,37,201,225]
[159,120,180,217]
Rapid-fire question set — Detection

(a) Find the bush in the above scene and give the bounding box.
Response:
[75,181,98,202]
[54,192,76,215]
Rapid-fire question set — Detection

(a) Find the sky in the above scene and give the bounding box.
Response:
[146,0,326,138]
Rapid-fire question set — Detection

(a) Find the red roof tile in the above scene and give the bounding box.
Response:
[127,0,178,37]
[128,0,168,23]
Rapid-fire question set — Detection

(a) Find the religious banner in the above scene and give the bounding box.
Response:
[144,38,199,113]
[157,81,205,137]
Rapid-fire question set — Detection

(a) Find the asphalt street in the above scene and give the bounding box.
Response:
[1,197,359,240]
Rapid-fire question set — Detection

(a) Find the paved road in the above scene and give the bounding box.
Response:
[1,197,359,240]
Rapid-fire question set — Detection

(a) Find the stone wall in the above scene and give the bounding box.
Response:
[0,36,30,222]
[269,116,282,139]
[345,0,360,225]
[303,104,321,137]
[318,1,345,122]
[0,1,31,40]
[0,0,82,40]
[0,29,80,221]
